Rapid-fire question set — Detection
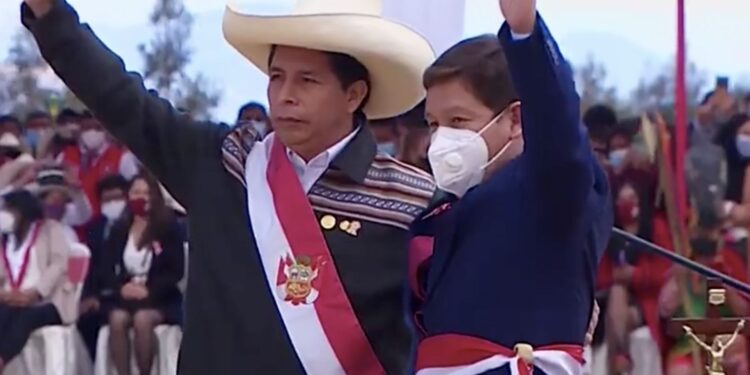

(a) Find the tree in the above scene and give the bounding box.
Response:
[139,0,220,119]
[628,59,707,122]
[3,28,57,115]
[575,56,619,113]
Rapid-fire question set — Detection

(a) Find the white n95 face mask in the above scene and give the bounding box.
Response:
[0,210,16,234]
[427,110,515,198]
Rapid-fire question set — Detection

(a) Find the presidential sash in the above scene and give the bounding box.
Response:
[245,134,384,375]
[416,334,584,375]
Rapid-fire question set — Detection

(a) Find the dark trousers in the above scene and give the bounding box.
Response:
[77,310,104,361]
[0,303,61,362]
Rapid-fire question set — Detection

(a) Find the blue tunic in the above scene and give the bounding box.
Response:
[412,15,613,358]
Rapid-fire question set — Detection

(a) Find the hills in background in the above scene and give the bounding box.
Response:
[0,8,743,121]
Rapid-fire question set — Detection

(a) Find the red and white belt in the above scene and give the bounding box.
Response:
[416,334,584,375]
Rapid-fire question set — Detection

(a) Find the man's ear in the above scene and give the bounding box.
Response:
[508,101,523,139]
[346,80,369,114]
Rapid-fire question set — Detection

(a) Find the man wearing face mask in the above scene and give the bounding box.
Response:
[59,112,136,220]
[78,174,129,360]
[409,0,611,373]
[236,102,271,139]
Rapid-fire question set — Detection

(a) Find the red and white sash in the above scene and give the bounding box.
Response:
[416,334,584,375]
[245,135,384,375]
[1,222,42,290]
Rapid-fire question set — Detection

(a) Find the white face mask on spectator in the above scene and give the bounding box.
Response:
[0,210,16,234]
[101,199,126,221]
[81,129,106,151]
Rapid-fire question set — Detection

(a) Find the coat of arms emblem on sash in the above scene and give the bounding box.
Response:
[277,255,324,305]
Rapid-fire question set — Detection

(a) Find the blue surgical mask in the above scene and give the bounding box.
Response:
[25,130,40,150]
[608,149,628,169]
[736,134,750,158]
[377,142,397,156]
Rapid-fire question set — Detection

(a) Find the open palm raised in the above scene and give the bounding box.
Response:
[499,0,537,35]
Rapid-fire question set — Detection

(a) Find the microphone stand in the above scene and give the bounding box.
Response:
[611,228,750,296]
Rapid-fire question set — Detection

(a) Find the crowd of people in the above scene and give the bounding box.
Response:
[5,93,749,375]
[1,0,749,374]
[584,88,750,375]
[0,107,190,374]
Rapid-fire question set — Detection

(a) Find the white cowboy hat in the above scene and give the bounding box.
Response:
[222,0,435,120]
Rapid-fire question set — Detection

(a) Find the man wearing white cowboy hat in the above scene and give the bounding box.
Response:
[21,0,436,373]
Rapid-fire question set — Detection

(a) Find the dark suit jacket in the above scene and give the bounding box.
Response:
[411,16,613,348]
[23,2,436,374]
[81,215,112,300]
[98,218,185,309]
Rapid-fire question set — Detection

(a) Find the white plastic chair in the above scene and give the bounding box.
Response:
[5,242,94,375]
[94,325,182,375]
[94,242,186,375]
[584,327,663,375]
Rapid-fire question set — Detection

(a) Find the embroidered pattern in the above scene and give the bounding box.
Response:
[220,127,436,229]
[310,159,435,229]
[221,126,259,186]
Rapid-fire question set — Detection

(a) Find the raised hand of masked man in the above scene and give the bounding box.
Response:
[499,0,537,35]
[23,0,54,17]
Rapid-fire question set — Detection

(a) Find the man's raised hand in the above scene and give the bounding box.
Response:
[23,0,54,17]
[499,0,537,35]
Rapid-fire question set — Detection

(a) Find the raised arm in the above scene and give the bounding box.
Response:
[497,0,598,222]
[20,0,227,206]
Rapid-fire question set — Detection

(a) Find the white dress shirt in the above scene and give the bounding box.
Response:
[266,128,360,193]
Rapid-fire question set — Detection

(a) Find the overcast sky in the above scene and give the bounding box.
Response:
[0,0,748,120]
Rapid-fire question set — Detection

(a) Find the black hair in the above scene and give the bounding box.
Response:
[268,46,371,122]
[56,108,80,124]
[96,174,130,200]
[0,115,21,126]
[25,111,51,122]
[3,189,44,240]
[583,104,618,142]
[236,102,268,121]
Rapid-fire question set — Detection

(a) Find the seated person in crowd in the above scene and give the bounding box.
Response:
[0,190,75,372]
[659,212,749,375]
[99,172,184,375]
[596,179,672,373]
[78,174,130,360]
[58,111,138,220]
[30,164,92,244]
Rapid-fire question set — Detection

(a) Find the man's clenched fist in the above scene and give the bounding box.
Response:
[499,0,537,35]
[23,0,54,17]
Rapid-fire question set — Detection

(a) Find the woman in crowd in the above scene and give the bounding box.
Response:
[0,190,75,372]
[596,176,671,374]
[716,114,750,226]
[99,172,184,375]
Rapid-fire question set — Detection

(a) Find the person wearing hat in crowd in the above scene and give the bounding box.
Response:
[21,0,436,373]
[0,133,27,168]
[27,163,92,244]
[408,0,611,373]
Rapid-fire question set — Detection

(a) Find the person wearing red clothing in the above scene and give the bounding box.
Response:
[597,179,673,373]
[58,113,138,218]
